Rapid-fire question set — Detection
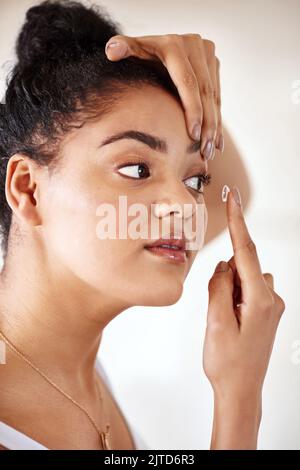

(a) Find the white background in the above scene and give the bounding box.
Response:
[0,0,299,449]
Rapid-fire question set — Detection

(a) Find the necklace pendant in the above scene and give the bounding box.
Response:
[100,426,111,450]
[104,431,111,450]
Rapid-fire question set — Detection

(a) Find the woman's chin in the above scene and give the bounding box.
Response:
[139,282,184,307]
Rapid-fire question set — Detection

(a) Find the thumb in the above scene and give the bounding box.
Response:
[207,261,237,329]
[105,36,131,60]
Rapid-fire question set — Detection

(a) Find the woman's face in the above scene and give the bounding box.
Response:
[39,84,208,308]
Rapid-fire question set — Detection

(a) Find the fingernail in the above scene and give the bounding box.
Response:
[232,186,242,207]
[221,184,230,202]
[105,41,128,57]
[215,261,229,273]
[216,134,224,153]
[191,123,201,141]
[202,139,214,160]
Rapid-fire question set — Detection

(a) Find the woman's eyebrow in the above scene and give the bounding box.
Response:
[98,130,201,154]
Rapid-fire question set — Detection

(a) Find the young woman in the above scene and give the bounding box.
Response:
[0,0,285,450]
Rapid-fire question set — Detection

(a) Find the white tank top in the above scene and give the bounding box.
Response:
[0,357,149,450]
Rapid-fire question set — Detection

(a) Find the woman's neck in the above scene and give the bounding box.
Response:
[0,244,127,387]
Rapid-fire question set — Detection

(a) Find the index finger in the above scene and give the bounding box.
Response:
[224,185,265,297]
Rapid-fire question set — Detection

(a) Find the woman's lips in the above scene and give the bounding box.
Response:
[144,245,187,263]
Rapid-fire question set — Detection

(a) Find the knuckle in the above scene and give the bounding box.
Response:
[263,272,274,285]
[197,107,204,124]
[181,70,197,88]
[216,120,223,136]
[215,93,221,107]
[164,33,182,45]
[182,33,202,42]
[206,118,217,135]
[206,319,224,335]
[259,291,275,314]
[193,110,204,128]
[260,299,274,315]
[246,239,257,256]
[200,82,214,99]
[208,275,221,291]
[204,39,216,55]
[208,277,229,295]
[263,272,273,279]
[274,293,286,316]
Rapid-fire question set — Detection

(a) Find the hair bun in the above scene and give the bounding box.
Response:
[16,0,122,69]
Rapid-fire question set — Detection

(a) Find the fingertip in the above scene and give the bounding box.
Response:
[105,41,129,59]
[214,260,229,273]
[227,256,236,273]
[190,122,201,141]
[232,186,242,208]
[263,272,274,290]
[216,134,224,153]
[222,186,242,214]
[221,184,230,203]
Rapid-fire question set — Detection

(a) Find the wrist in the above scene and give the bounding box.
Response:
[211,389,262,450]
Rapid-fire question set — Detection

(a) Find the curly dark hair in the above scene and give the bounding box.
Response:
[0,0,180,262]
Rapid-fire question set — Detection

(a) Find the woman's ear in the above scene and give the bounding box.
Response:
[5,154,42,227]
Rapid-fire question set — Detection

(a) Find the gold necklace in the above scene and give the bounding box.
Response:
[0,329,111,450]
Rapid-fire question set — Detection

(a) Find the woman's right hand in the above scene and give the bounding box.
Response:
[203,186,285,448]
[105,33,223,159]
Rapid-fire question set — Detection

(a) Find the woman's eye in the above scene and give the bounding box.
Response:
[117,163,211,193]
[184,175,204,193]
[117,163,150,179]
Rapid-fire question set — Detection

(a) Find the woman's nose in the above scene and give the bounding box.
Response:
[152,182,197,220]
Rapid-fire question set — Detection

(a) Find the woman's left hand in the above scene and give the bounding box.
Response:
[104,33,223,161]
